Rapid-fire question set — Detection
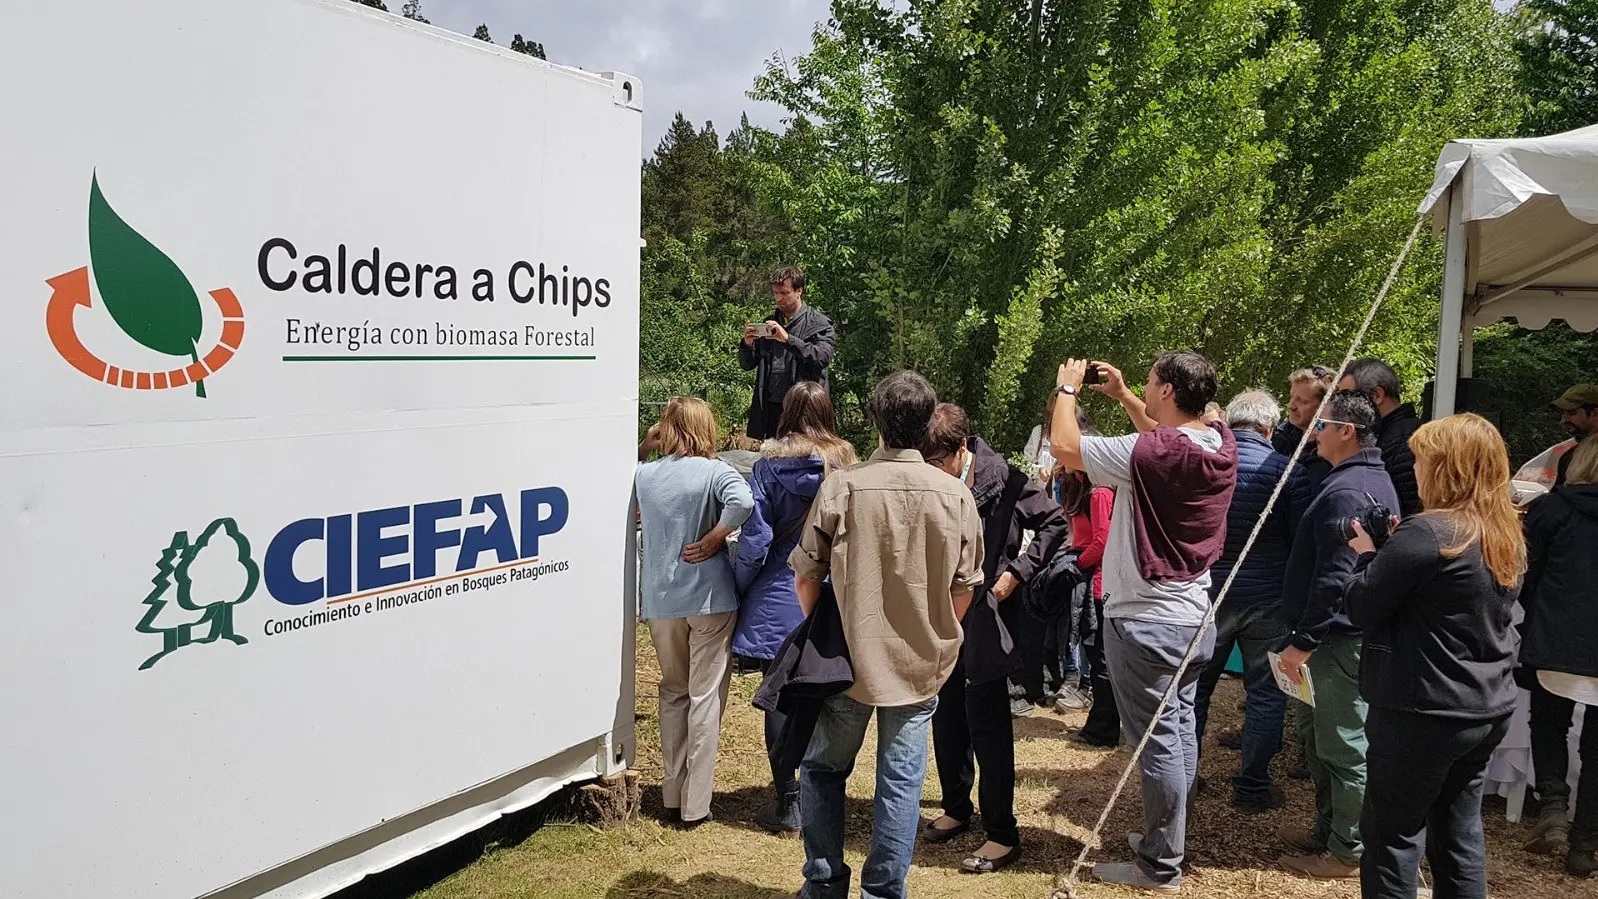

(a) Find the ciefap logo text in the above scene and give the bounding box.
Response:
[135,487,572,670]
[48,173,246,397]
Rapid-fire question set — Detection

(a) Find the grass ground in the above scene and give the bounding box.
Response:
[408,627,1572,899]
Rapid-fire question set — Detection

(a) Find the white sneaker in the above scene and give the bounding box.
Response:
[1054,686,1090,711]
[1091,862,1181,892]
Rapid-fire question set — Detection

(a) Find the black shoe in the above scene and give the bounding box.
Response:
[922,817,972,843]
[758,791,800,836]
[1569,839,1598,877]
[1070,729,1119,748]
[1288,761,1311,781]
[1217,728,1244,751]
[1233,785,1287,813]
[676,812,713,830]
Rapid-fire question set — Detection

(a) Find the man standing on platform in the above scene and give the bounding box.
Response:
[739,266,836,440]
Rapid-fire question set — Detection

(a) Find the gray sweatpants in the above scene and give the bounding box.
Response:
[1104,616,1216,883]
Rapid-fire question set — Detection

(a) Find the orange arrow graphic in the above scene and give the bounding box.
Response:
[46,268,246,390]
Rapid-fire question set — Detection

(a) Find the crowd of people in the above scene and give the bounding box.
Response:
[631,265,1598,898]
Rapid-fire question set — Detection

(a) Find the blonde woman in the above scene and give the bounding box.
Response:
[1343,414,1527,898]
[635,397,754,827]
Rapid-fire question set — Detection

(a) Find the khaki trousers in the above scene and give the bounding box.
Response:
[648,611,735,821]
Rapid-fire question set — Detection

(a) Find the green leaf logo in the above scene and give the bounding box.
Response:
[88,173,209,397]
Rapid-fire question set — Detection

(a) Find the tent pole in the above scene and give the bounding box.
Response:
[1436,180,1466,416]
[1461,313,1475,378]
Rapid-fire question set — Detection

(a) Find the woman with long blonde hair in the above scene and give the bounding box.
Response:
[1343,413,1525,899]
[635,396,754,828]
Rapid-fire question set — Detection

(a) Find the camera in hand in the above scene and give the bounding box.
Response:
[1083,364,1102,386]
[1337,495,1395,549]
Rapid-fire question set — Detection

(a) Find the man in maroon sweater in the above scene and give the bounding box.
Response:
[1051,352,1238,892]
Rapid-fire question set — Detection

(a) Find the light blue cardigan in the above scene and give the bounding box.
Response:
[635,455,754,620]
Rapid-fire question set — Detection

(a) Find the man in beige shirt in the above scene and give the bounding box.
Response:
[788,370,983,899]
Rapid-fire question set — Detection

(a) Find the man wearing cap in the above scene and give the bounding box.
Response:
[1555,384,1598,486]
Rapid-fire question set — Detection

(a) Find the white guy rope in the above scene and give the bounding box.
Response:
[1049,216,1428,899]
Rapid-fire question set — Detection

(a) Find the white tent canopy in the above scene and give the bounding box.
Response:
[1420,123,1598,415]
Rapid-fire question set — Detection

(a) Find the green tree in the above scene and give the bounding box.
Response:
[401,0,428,24]
[135,533,202,670]
[1516,0,1598,135]
[510,34,546,59]
[473,24,493,42]
[350,0,388,10]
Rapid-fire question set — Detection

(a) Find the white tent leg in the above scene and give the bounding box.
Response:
[1461,314,1475,378]
[1436,180,1467,416]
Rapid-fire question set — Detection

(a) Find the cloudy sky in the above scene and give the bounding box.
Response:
[420,0,834,154]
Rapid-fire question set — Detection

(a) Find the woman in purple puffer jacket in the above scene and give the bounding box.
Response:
[733,381,856,835]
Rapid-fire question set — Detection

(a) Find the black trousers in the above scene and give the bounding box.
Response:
[1011,608,1049,704]
[932,664,1020,847]
[1078,600,1122,744]
[1529,678,1598,840]
[1361,707,1509,899]
[758,658,798,795]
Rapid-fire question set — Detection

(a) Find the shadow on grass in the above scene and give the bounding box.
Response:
[708,784,1088,875]
[328,798,553,899]
[607,870,794,899]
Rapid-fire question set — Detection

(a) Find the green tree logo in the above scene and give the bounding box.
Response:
[135,518,260,670]
[88,173,210,396]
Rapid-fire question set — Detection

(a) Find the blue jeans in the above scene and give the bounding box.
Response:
[800,693,937,899]
[1193,602,1288,801]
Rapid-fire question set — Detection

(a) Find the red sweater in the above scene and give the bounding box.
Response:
[1069,486,1114,600]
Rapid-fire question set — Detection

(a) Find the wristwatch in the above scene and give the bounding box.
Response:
[1055,384,1078,397]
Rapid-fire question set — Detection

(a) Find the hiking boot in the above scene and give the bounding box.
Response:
[1217,728,1243,751]
[759,790,800,836]
[1277,824,1326,855]
[1233,786,1286,814]
[1568,832,1598,877]
[1279,851,1359,880]
[1011,698,1037,718]
[1525,799,1570,855]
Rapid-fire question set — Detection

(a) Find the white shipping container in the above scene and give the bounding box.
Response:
[0,1,642,896]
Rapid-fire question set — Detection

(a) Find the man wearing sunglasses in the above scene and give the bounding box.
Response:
[1276,389,1400,881]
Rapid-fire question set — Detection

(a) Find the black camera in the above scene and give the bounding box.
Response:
[1336,494,1396,549]
[1083,364,1102,386]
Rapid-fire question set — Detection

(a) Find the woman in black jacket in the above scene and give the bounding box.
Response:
[1342,413,1525,899]
[1519,435,1598,877]
[918,404,1071,873]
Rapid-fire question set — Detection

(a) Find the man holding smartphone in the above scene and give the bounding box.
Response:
[739,266,837,439]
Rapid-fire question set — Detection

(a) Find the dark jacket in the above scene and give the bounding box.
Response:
[1295,442,1333,498]
[1343,515,1519,719]
[733,436,850,659]
[1281,446,1400,651]
[1519,484,1598,677]
[961,438,1071,685]
[1271,420,1304,458]
[737,304,836,439]
[753,586,852,775]
[1376,403,1424,517]
[1209,429,1308,608]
